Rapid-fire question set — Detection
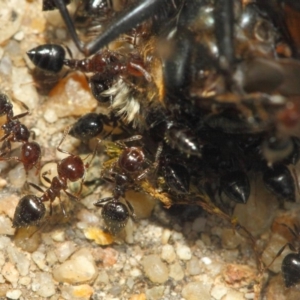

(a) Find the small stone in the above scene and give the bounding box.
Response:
[6,289,22,300]
[141,255,169,284]
[222,290,245,300]
[211,285,228,300]
[40,162,58,188]
[18,276,31,285]
[12,67,39,110]
[53,248,98,284]
[169,262,184,281]
[234,176,279,236]
[161,244,176,264]
[54,241,77,263]
[44,108,58,123]
[2,262,19,283]
[61,284,94,300]
[186,256,201,276]
[129,294,146,300]
[0,215,15,235]
[7,245,30,276]
[31,272,55,298]
[145,286,165,300]
[221,228,243,249]
[0,283,10,297]
[223,264,256,287]
[46,72,97,117]
[13,31,24,41]
[161,229,171,244]
[32,251,48,271]
[8,164,26,188]
[51,230,65,242]
[176,244,192,260]
[46,251,58,266]
[182,282,211,300]
[95,270,109,285]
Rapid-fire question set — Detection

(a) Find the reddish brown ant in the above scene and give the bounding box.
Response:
[12,127,99,228]
[94,135,161,235]
[0,93,41,174]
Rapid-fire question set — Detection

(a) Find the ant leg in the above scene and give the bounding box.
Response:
[94,197,115,207]
[115,135,143,148]
[57,127,73,156]
[136,143,162,181]
[28,182,45,194]
[53,0,84,53]
[264,242,295,270]
[125,199,136,221]
[64,189,79,202]
[56,196,67,216]
[55,0,162,55]
[42,172,52,185]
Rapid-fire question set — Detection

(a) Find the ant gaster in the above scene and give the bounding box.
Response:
[94,135,161,235]
[12,127,98,227]
[0,93,41,174]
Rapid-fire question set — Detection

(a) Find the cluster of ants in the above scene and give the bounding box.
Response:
[4,0,300,291]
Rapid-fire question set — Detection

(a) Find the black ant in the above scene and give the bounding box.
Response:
[0,93,41,174]
[12,127,98,228]
[94,135,160,235]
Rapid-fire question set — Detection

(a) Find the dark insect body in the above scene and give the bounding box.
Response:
[94,136,159,235]
[0,93,41,174]
[12,128,97,228]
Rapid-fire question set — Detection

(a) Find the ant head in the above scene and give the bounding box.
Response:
[118,147,145,173]
[57,155,85,182]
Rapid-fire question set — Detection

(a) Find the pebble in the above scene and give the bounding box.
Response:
[0,0,24,44]
[186,256,201,276]
[182,282,211,300]
[161,244,176,264]
[40,162,58,188]
[222,290,245,300]
[44,108,58,123]
[0,215,15,235]
[19,276,31,285]
[221,229,243,249]
[234,176,279,236]
[13,227,41,253]
[6,289,22,300]
[145,286,165,300]
[161,229,172,244]
[61,284,94,300]
[31,272,55,298]
[7,246,30,276]
[176,244,192,260]
[51,230,65,242]
[169,262,184,281]
[46,72,97,117]
[53,248,98,283]
[211,285,228,300]
[2,262,19,283]
[32,251,48,271]
[11,67,39,110]
[141,255,169,284]
[8,164,26,188]
[54,241,77,263]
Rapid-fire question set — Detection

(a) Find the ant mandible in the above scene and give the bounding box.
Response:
[0,93,41,174]
[94,135,161,235]
[12,127,99,228]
